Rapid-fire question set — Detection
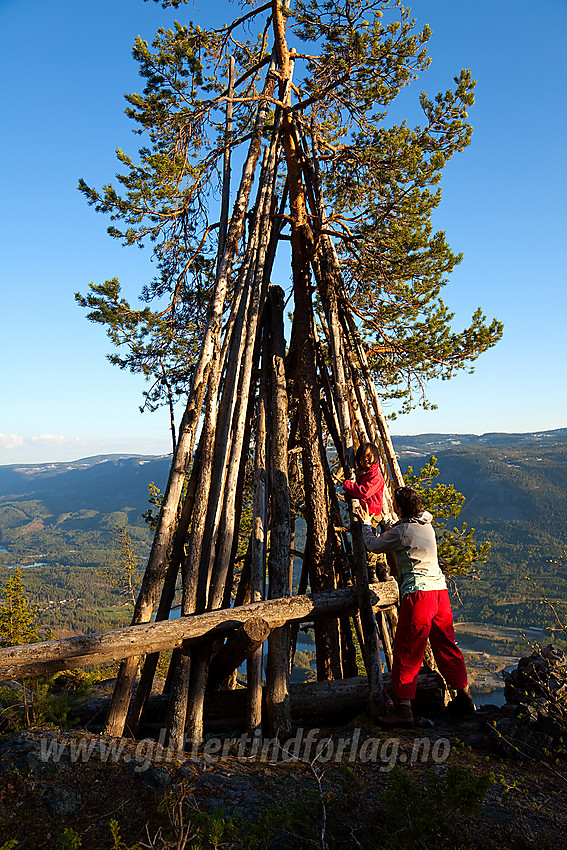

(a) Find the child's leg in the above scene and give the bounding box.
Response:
[367,515,388,581]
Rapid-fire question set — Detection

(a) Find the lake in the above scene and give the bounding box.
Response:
[7,562,46,568]
[0,545,45,567]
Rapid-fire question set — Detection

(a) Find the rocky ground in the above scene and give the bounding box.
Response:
[1,704,567,850]
[3,644,567,849]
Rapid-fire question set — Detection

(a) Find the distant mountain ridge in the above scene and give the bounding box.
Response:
[392,427,567,455]
[1,428,565,524]
[2,427,564,486]
[0,454,172,513]
[391,428,567,628]
[392,428,567,529]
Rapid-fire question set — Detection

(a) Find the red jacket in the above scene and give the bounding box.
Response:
[343,462,385,516]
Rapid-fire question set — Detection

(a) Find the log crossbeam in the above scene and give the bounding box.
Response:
[0,582,398,682]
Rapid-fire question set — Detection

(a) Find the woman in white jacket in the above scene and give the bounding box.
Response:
[358,486,474,726]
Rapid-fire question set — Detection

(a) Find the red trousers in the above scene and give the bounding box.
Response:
[391,589,468,701]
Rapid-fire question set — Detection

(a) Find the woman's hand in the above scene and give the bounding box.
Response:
[354,504,371,523]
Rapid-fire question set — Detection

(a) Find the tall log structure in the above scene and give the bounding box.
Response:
[96,1,406,742]
[58,0,498,743]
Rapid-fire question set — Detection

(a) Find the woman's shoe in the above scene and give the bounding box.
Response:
[377,701,414,727]
[446,689,475,718]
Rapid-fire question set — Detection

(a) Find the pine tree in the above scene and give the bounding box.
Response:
[76,0,502,598]
[99,526,141,606]
[76,0,502,420]
[0,567,39,647]
[405,456,491,579]
[75,1,503,719]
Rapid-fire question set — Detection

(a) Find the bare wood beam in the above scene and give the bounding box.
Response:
[265,284,292,737]
[76,671,445,732]
[0,582,398,682]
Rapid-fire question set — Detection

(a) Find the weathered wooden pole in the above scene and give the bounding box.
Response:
[208,617,271,693]
[104,54,279,739]
[185,140,282,744]
[265,285,292,737]
[271,4,344,680]
[216,54,235,270]
[127,448,202,736]
[338,301,404,488]
[307,172,385,714]
[247,320,269,738]
[207,145,281,613]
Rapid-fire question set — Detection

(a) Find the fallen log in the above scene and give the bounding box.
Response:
[288,670,445,723]
[73,671,445,732]
[0,581,398,682]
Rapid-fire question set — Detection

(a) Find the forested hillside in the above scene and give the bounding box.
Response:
[0,455,170,634]
[0,429,565,635]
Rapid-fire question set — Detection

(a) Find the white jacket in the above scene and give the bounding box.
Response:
[361,511,447,597]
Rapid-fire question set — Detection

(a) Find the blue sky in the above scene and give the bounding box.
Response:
[1,0,565,465]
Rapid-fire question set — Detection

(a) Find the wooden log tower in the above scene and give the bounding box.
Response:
[0,3,452,743]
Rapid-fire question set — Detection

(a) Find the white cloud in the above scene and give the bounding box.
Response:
[30,434,67,444]
[0,433,25,449]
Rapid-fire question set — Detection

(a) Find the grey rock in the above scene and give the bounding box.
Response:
[199,797,229,812]
[429,764,447,778]
[38,784,79,819]
[176,760,201,780]
[224,779,250,793]
[0,736,60,778]
[143,767,171,790]
[488,717,554,759]
[195,772,229,791]
[231,790,274,823]
[267,837,292,850]
[15,750,58,778]
[481,804,513,826]
[0,734,34,759]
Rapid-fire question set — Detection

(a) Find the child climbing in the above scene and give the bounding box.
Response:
[356,485,475,726]
[342,443,387,581]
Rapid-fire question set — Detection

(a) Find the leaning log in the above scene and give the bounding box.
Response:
[265,284,292,737]
[0,582,399,682]
[248,333,268,738]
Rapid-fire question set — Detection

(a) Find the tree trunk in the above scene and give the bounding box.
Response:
[127,450,202,736]
[271,0,343,682]
[248,320,269,738]
[104,59,278,738]
[216,55,235,271]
